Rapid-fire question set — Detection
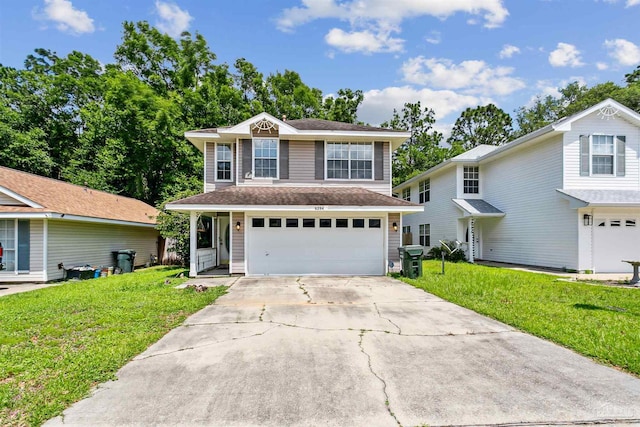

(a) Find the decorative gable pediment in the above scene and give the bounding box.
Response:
[251,118,279,137]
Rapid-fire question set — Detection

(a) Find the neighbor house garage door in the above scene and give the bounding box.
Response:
[593,216,640,273]
[247,216,384,275]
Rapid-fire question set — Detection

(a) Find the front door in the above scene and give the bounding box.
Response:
[218,216,230,265]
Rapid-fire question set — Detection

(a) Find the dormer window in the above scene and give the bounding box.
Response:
[253,138,278,178]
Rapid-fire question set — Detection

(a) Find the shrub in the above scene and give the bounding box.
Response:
[427,240,468,262]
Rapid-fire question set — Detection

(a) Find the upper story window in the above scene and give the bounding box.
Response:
[216,143,232,181]
[419,224,430,247]
[326,142,372,180]
[581,134,626,176]
[463,166,479,194]
[419,179,430,203]
[253,138,278,178]
[402,187,411,201]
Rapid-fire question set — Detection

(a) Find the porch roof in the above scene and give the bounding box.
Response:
[452,199,505,217]
[557,189,640,207]
[167,186,423,213]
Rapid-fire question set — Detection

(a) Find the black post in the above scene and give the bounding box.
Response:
[441,252,445,275]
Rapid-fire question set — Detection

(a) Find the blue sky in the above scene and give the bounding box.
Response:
[1,0,639,134]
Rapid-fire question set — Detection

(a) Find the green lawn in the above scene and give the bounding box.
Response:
[401,260,640,377]
[0,267,226,426]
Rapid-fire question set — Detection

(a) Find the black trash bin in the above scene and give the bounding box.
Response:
[116,249,136,273]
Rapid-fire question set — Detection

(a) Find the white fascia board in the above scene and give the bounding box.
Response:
[166,204,424,213]
[0,186,43,208]
[0,212,157,227]
[393,160,454,192]
[0,212,49,219]
[220,112,298,135]
[184,133,220,153]
[556,190,589,209]
[553,98,640,131]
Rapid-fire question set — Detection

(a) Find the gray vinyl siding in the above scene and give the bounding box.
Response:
[237,140,392,195]
[388,213,400,263]
[46,220,159,281]
[0,193,24,205]
[481,135,578,269]
[402,168,458,252]
[30,219,44,272]
[563,111,640,190]
[231,212,244,274]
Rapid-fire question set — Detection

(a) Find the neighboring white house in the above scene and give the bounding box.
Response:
[0,166,160,282]
[394,98,640,273]
[167,112,421,277]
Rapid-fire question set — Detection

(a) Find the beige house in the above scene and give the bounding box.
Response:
[167,112,421,277]
[0,166,160,282]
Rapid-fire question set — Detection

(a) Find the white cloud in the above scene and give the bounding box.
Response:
[548,42,584,67]
[627,0,640,6]
[36,0,95,35]
[604,38,640,66]
[425,31,441,45]
[358,85,491,126]
[400,57,526,96]
[529,76,587,106]
[155,1,192,38]
[278,0,509,31]
[325,28,403,54]
[596,61,609,70]
[499,44,520,58]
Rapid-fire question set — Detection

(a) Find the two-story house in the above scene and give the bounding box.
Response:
[395,98,640,273]
[167,112,421,277]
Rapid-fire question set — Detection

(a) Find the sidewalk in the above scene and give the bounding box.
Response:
[476,261,636,284]
[0,282,62,297]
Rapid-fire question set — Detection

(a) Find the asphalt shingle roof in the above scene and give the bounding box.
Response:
[0,166,158,224]
[452,199,505,216]
[169,186,418,207]
[557,189,640,205]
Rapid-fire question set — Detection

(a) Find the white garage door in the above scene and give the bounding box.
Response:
[247,216,384,275]
[593,217,640,273]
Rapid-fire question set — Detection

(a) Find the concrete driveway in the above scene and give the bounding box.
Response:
[47,276,640,426]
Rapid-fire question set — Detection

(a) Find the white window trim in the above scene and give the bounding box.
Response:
[589,134,616,176]
[0,219,17,274]
[252,137,279,180]
[215,142,234,182]
[402,187,411,201]
[324,141,375,181]
[463,166,480,194]
[419,223,430,247]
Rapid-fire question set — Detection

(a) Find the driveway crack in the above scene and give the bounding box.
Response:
[296,277,313,304]
[134,324,280,360]
[374,302,401,334]
[358,330,402,427]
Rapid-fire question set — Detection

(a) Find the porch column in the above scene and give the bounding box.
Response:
[189,211,197,277]
[468,217,475,263]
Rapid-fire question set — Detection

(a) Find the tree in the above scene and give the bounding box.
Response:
[447,103,513,153]
[382,102,447,186]
[323,88,364,123]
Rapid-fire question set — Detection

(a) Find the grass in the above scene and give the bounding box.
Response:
[0,266,226,426]
[401,260,640,377]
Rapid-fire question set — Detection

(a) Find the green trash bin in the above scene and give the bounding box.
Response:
[398,245,424,278]
[116,249,136,273]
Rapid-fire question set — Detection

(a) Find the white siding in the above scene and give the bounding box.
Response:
[564,112,640,190]
[481,135,578,269]
[402,168,458,254]
[30,219,44,272]
[47,220,159,281]
[0,192,25,205]
[230,212,245,274]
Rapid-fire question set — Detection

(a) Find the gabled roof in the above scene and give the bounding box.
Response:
[557,189,640,207]
[184,112,411,152]
[394,98,640,191]
[0,166,158,225]
[167,186,423,213]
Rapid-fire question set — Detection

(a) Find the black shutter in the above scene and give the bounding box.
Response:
[242,139,252,178]
[616,135,626,177]
[579,135,589,176]
[315,141,324,180]
[374,141,384,180]
[280,140,289,180]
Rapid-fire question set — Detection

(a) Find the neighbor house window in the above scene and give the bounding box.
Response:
[253,138,278,178]
[419,224,430,247]
[580,134,626,176]
[0,219,16,272]
[216,143,232,181]
[419,179,430,203]
[463,166,479,194]
[402,225,411,234]
[402,187,411,201]
[326,142,372,179]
